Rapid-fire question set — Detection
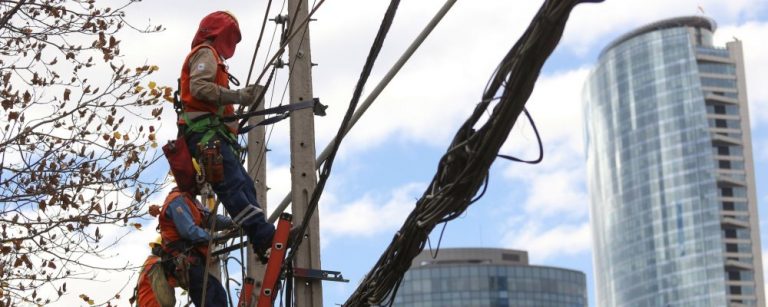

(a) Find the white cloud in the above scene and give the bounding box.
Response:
[41,183,177,306]
[264,162,293,216]
[521,168,589,217]
[36,1,768,305]
[762,249,768,304]
[714,21,768,126]
[509,68,590,154]
[501,221,592,261]
[564,0,766,55]
[319,183,423,239]
[499,68,591,218]
[43,221,161,306]
[263,1,544,155]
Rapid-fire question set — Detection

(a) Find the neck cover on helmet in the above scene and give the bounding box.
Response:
[191,11,241,59]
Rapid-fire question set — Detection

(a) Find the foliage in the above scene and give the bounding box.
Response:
[0,1,172,305]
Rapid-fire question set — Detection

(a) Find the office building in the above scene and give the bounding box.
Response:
[583,16,764,306]
[393,248,587,307]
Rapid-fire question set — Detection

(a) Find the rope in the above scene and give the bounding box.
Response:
[343,0,601,305]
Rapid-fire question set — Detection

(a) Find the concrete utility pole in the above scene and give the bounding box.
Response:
[286,0,323,306]
[246,115,268,305]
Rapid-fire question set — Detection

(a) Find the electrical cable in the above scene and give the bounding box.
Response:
[496,108,543,164]
[343,1,602,305]
[267,0,458,223]
[245,0,275,86]
[279,1,403,306]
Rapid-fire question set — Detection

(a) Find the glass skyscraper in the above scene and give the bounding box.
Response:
[393,248,587,307]
[583,16,764,306]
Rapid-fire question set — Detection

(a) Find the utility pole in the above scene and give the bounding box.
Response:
[286,0,323,305]
[247,115,268,305]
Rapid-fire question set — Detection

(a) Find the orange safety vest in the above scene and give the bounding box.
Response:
[178,44,236,133]
[136,256,177,307]
[159,190,209,256]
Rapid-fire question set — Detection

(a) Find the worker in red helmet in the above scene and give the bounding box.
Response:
[177,11,275,262]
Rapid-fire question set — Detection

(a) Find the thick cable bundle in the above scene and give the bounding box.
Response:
[343,0,603,306]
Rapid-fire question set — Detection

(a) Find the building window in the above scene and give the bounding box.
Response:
[701,77,737,89]
[719,160,731,169]
[698,62,736,75]
[502,253,521,262]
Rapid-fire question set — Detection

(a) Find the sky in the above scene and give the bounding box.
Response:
[48,0,768,306]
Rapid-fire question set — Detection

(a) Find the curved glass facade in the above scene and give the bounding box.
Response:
[584,17,764,307]
[393,249,587,307]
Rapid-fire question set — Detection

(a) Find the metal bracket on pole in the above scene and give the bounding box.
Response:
[293,268,349,283]
[270,14,289,25]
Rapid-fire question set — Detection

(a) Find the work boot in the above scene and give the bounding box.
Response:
[253,227,304,264]
[253,243,270,264]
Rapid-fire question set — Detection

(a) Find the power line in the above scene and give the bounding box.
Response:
[343,0,602,305]
[269,0,459,223]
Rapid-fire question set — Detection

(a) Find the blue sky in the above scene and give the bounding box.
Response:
[53,1,768,306]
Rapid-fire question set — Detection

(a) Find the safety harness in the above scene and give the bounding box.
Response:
[165,75,326,195]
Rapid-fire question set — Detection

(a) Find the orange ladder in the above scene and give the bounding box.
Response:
[237,213,292,307]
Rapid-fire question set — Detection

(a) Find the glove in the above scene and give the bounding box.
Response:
[237,84,264,107]
[218,84,264,106]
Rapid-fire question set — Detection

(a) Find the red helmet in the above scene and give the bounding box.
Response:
[191,11,241,59]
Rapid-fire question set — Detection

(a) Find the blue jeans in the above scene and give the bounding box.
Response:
[187,259,227,307]
[186,131,275,250]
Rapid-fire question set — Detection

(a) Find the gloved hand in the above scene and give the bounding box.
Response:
[240,84,264,107]
[219,84,264,106]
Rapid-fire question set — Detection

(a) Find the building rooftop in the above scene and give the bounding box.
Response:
[408,247,587,276]
[410,248,529,267]
[599,16,717,58]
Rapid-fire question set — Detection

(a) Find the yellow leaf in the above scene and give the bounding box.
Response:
[148,81,156,90]
[88,299,94,305]
[113,131,121,139]
[134,85,144,93]
[150,65,159,71]
[150,142,158,148]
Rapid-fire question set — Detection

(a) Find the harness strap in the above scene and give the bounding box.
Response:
[238,114,289,135]
[180,112,238,146]
[182,99,322,146]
